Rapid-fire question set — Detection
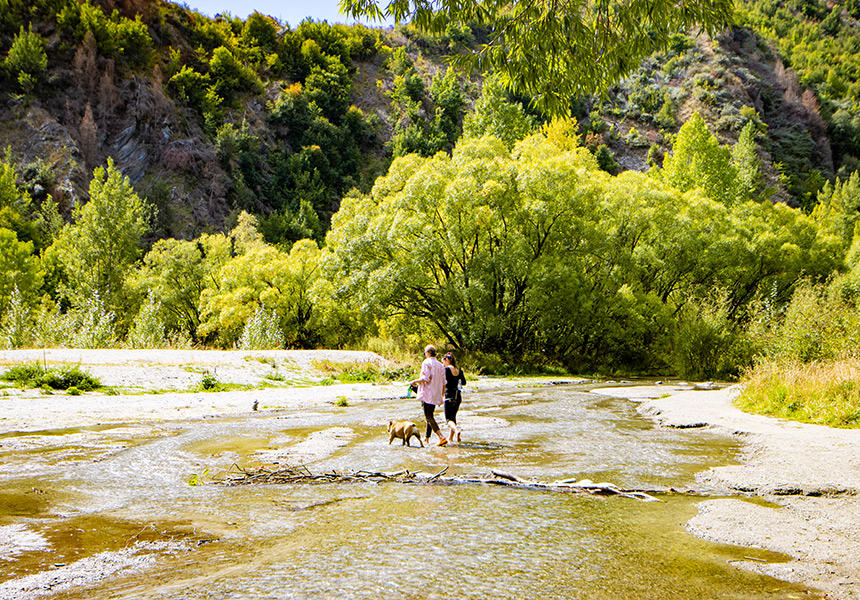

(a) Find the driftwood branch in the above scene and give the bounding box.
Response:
[211,464,708,502]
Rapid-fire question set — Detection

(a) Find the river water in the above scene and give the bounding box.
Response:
[0,384,820,599]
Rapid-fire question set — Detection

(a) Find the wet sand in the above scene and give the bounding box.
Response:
[594,385,860,600]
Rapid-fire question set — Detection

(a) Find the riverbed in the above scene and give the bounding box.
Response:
[0,350,846,599]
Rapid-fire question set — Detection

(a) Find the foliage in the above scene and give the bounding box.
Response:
[0,285,31,348]
[326,123,842,368]
[198,237,338,348]
[594,145,619,174]
[342,0,733,115]
[0,228,41,321]
[665,292,756,380]
[129,234,232,343]
[167,65,223,129]
[462,75,536,148]
[0,362,100,390]
[239,305,286,349]
[737,359,860,428]
[660,112,739,205]
[311,359,412,383]
[209,45,264,102]
[3,24,47,93]
[66,291,117,349]
[52,159,150,316]
[813,171,860,248]
[737,0,860,171]
[0,151,43,247]
[58,0,152,67]
[755,282,860,363]
[197,371,223,391]
[126,293,167,348]
[731,122,766,202]
[384,49,465,157]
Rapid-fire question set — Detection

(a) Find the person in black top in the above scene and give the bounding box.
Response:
[442,352,466,444]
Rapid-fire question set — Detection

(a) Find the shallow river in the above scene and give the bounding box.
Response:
[0,384,821,599]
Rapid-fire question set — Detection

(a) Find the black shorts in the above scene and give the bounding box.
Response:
[443,392,461,423]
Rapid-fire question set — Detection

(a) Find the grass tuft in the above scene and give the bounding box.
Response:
[0,363,100,391]
[737,359,860,428]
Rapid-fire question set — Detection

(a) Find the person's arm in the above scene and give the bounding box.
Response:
[411,360,431,386]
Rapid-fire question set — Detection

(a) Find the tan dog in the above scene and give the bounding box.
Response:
[388,420,423,447]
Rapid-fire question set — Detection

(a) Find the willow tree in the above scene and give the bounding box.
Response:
[327,124,606,353]
[339,0,733,114]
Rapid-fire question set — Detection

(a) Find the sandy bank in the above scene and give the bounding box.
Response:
[593,385,860,600]
[0,348,584,435]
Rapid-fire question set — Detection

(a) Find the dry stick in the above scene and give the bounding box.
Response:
[215,465,668,501]
[428,466,449,481]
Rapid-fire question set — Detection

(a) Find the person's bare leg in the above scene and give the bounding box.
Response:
[447,420,459,444]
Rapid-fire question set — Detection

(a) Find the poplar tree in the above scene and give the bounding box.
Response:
[53,158,150,314]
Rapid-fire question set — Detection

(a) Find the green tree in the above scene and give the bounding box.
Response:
[327,127,602,353]
[0,151,38,245]
[209,46,264,102]
[462,75,536,148]
[731,121,765,203]
[341,0,733,114]
[241,12,278,52]
[660,112,739,206]
[429,67,464,149]
[129,233,232,342]
[0,228,42,321]
[812,171,860,248]
[326,122,841,367]
[198,239,329,347]
[3,24,47,93]
[53,159,150,315]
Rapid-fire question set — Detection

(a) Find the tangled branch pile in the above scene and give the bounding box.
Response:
[217,464,670,502]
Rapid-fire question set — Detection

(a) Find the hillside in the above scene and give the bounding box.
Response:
[0,0,480,245]
[0,0,856,247]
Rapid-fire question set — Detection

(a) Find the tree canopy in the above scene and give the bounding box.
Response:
[326,122,842,369]
[339,0,734,114]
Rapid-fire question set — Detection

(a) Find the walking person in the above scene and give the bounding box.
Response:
[411,345,448,446]
[442,352,466,444]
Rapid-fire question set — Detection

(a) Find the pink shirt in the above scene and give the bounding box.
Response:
[417,357,445,406]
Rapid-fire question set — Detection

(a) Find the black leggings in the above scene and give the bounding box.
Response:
[423,402,441,439]
[444,393,461,423]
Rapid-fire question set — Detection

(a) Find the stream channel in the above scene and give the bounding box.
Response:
[0,383,822,599]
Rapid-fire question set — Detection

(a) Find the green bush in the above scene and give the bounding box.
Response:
[3,25,47,93]
[57,1,152,66]
[594,145,619,174]
[1,363,101,390]
[209,46,264,102]
[198,371,223,391]
[761,283,860,363]
[311,359,413,383]
[665,295,755,380]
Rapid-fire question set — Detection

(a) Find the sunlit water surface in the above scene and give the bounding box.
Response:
[0,385,820,599]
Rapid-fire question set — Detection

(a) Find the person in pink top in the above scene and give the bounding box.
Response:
[410,344,448,446]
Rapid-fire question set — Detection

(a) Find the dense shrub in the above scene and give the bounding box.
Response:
[3,25,47,92]
[1,363,100,390]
